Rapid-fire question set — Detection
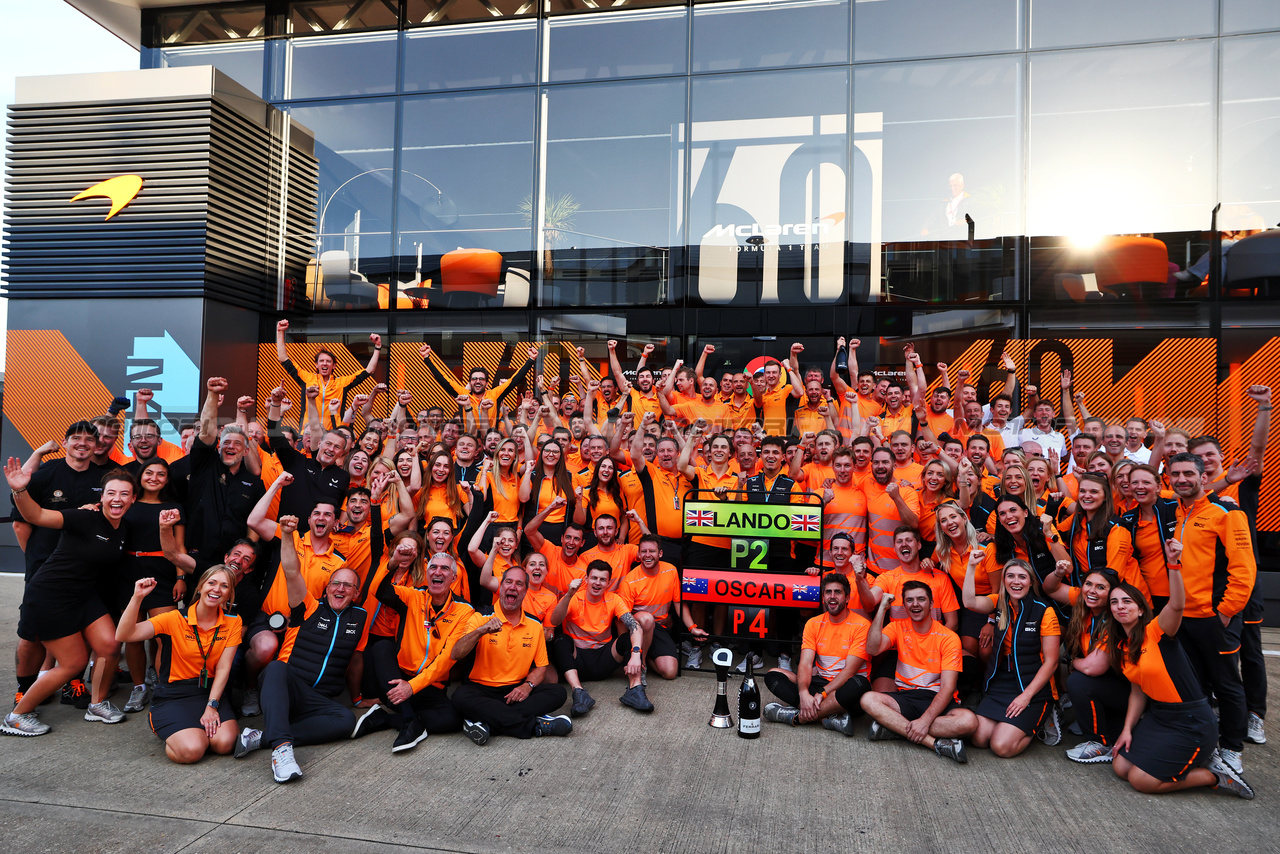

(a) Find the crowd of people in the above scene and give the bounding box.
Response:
[1,322,1270,800]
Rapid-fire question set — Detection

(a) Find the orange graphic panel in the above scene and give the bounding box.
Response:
[5,330,117,458]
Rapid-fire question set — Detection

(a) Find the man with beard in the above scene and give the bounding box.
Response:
[186,378,266,563]
[659,368,729,432]
[762,572,871,735]
[233,516,369,780]
[549,562,649,716]
[267,385,349,519]
[619,536,706,681]
[275,320,380,425]
[609,342,663,424]
[579,513,640,591]
[420,343,539,416]
[451,566,570,744]
[861,447,920,576]
[353,549,475,751]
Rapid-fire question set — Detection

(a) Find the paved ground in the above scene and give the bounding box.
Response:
[0,574,1276,853]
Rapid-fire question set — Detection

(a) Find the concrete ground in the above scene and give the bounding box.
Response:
[0,574,1276,854]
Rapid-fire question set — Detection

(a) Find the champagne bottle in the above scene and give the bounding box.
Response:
[835,341,849,374]
[737,655,761,739]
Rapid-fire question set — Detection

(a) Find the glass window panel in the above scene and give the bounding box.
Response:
[396,90,537,309]
[688,68,851,306]
[1222,0,1280,35]
[285,101,397,310]
[1221,34,1280,234]
[289,0,400,34]
[403,21,537,91]
[545,8,688,82]
[156,43,267,98]
[546,0,685,15]
[154,5,267,45]
[284,32,397,99]
[1028,0,1216,50]
[406,0,537,25]
[1028,42,1215,239]
[542,79,686,307]
[853,0,1020,62]
[692,0,849,73]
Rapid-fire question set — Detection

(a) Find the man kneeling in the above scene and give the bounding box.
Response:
[762,572,870,735]
[549,561,650,716]
[235,517,368,782]
[860,583,977,763]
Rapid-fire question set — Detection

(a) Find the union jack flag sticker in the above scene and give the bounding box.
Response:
[686,509,717,527]
[790,513,819,532]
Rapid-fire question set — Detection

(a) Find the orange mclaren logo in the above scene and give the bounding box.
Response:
[70,175,143,220]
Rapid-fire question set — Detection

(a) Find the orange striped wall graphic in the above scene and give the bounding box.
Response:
[6,330,120,459]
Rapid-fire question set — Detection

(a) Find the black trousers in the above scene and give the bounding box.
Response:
[1065,668,1129,746]
[258,660,354,750]
[396,685,462,734]
[1241,589,1267,717]
[362,634,402,705]
[451,682,568,738]
[764,671,869,716]
[1178,614,1248,752]
[551,634,624,681]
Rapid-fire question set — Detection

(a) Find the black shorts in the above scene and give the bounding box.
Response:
[16,591,110,643]
[975,671,1052,735]
[957,606,989,640]
[576,641,627,681]
[648,624,679,662]
[1119,698,1217,782]
[149,682,235,741]
[871,651,898,682]
[890,687,958,721]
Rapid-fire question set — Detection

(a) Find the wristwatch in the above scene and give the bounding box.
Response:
[206,698,220,710]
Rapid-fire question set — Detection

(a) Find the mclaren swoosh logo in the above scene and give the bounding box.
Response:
[70,175,143,220]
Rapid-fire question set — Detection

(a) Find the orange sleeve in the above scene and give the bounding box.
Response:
[940,630,963,672]
[1217,507,1258,619]
[1040,608,1061,637]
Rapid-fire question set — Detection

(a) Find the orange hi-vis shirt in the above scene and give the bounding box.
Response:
[261,530,349,617]
[618,561,682,628]
[672,398,731,431]
[1175,495,1256,620]
[540,542,588,597]
[893,461,924,490]
[463,609,549,687]
[382,583,474,693]
[1120,621,1204,704]
[758,382,792,436]
[563,591,630,649]
[882,620,963,693]
[523,584,558,624]
[802,611,871,680]
[148,608,243,686]
[874,567,960,623]
[580,542,639,591]
[862,480,921,574]
[820,481,867,563]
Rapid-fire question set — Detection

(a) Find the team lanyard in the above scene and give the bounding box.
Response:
[416,594,451,674]
[191,621,221,689]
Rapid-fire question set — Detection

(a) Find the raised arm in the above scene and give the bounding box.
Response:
[961,548,996,613]
[693,344,715,389]
[1059,370,1078,436]
[787,343,805,398]
[277,515,308,609]
[247,471,293,541]
[4,458,63,530]
[468,510,498,567]
[199,377,227,446]
[865,592,893,656]
[1157,541,1186,637]
[363,333,382,378]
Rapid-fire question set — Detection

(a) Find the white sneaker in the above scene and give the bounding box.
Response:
[1,711,50,736]
[1064,741,1112,764]
[235,727,263,759]
[1247,712,1267,745]
[271,742,303,783]
[685,645,703,669]
[241,688,261,717]
[777,654,793,673]
[84,701,126,724]
[1217,747,1244,776]
[735,652,765,673]
[122,684,149,713]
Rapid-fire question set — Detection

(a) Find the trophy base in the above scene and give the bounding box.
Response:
[709,714,734,728]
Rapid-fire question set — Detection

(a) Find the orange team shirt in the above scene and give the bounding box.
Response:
[277,591,371,662]
[758,382,792,436]
[874,567,959,623]
[622,461,692,539]
[893,461,924,491]
[484,472,522,523]
[463,609,549,687]
[540,542,588,597]
[148,608,243,685]
[722,397,757,430]
[362,558,403,637]
[797,461,837,490]
[920,409,956,439]
[618,562,682,628]
[880,408,912,437]
[584,488,626,533]
[421,483,468,526]
[861,480,921,575]
[1131,515,1171,598]
[330,520,378,588]
[802,611,871,680]
[1120,620,1200,704]
[291,366,368,420]
[563,592,631,648]
[793,402,828,437]
[627,388,663,422]
[1175,495,1256,620]
[384,586,474,692]
[855,394,882,420]
[672,398,731,431]
[580,542,639,591]
[973,541,1019,596]
[983,594,1060,657]
[1065,586,1108,654]
[881,620,963,694]
[523,584,559,624]
[820,482,867,563]
[536,476,568,524]
[259,446,285,520]
[691,465,738,550]
[261,530,349,617]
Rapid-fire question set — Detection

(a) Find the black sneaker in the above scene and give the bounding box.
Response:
[570,687,596,717]
[619,685,654,713]
[867,721,901,741]
[61,679,90,710]
[534,714,573,737]
[391,717,428,753]
[934,738,968,763]
[463,719,491,746]
[351,704,393,739]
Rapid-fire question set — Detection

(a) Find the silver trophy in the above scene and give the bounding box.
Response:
[708,647,734,728]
